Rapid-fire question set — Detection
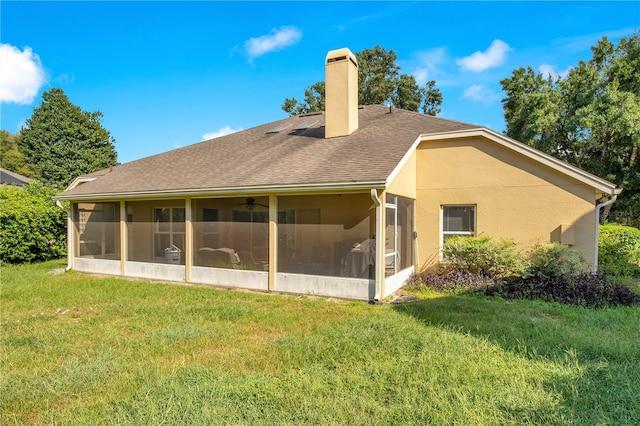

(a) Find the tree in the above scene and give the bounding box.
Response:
[0,130,32,176]
[423,80,443,116]
[282,46,443,116]
[500,33,640,225]
[282,82,325,116]
[18,88,118,188]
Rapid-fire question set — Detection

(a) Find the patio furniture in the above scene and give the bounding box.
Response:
[344,240,374,278]
[196,247,240,268]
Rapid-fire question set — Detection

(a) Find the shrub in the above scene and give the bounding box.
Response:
[527,242,586,277]
[484,273,640,308]
[0,182,67,264]
[442,236,527,280]
[599,224,640,277]
[407,270,497,293]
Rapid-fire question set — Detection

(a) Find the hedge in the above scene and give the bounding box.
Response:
[0,182,67,264]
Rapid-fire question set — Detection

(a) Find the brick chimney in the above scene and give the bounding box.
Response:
[325,48,358,138]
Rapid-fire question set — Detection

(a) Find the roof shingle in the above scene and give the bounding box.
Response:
[59,105,479,198]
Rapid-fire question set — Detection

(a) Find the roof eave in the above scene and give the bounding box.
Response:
[54,180,388,202]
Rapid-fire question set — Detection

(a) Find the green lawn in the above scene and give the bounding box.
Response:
[2,260,639,425]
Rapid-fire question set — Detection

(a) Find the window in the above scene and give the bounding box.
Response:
[442,205,475,243]
[153,207,185,258]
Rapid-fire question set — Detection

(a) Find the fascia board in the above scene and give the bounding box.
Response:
[53,181,387,202]
[386,135,422,188]
[62,176,99,192]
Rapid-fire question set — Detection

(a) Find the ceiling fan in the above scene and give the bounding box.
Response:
[236,197,268,211]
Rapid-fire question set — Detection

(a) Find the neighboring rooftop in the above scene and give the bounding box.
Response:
[0,168,31,186]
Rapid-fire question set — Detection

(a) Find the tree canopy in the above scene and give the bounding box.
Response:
[282,46,443,116]
[501,33,640,225]
[18,88,118,188]
[0,130,32,177]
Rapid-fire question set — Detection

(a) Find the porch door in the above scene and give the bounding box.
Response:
[385,203,398,275]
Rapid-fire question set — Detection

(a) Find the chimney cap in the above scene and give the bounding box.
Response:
[326,47,358,67]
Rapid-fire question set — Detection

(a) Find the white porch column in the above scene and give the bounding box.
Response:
[378,189,387,300]
[67,203,76,270]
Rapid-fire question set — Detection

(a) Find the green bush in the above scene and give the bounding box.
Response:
[442,236,527,280]
[407,270,498,293]
[599,224,640,277]
[0,182,67,264]
[528,242,586,277]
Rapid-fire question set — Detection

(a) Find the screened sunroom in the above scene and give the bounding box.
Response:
[69,192,415,300]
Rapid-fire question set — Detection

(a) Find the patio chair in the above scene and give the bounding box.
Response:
[237,250,259,270]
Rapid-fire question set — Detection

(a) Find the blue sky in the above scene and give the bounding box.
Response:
[1,1,638,164]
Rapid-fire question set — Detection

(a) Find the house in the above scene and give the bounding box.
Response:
[55,48,621,301]
[1,168,31,187]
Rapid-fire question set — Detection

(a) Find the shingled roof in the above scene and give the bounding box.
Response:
[0,168,31,186]
[58,105,479,199]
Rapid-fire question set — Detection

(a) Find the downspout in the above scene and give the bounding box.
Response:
[594,195,617,272]
[56,199,73,271]
[370,189,383,302]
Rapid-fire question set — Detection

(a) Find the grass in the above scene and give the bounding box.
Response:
[2,260,639,424]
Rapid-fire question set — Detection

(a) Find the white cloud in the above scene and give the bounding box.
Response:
[456,40,512,72]
[0,43,46,104]
[244,26,302,60]
[202,125,243,140]
[538,63,570,80]
[461,84,500,103]
[412,47,448,85]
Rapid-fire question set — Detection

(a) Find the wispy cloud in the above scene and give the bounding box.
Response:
[456,40,512,72]
[244,26,302,61]
[337,13,383,31]
[202,125,243,140]
[412,47,448,85]
[55,73,75,84]
[0,43,46,104]
[461,84,500,103]
[553,28,636,53]
[538,63,570,80]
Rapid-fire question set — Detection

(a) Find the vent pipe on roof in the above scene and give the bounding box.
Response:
[325,48,358,138]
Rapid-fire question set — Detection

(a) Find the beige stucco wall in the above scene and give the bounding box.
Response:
[387,150,417,199]
[415,137,598,269]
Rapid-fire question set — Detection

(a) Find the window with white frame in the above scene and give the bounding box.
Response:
[153,207,185,258]
[442,205,475,243]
